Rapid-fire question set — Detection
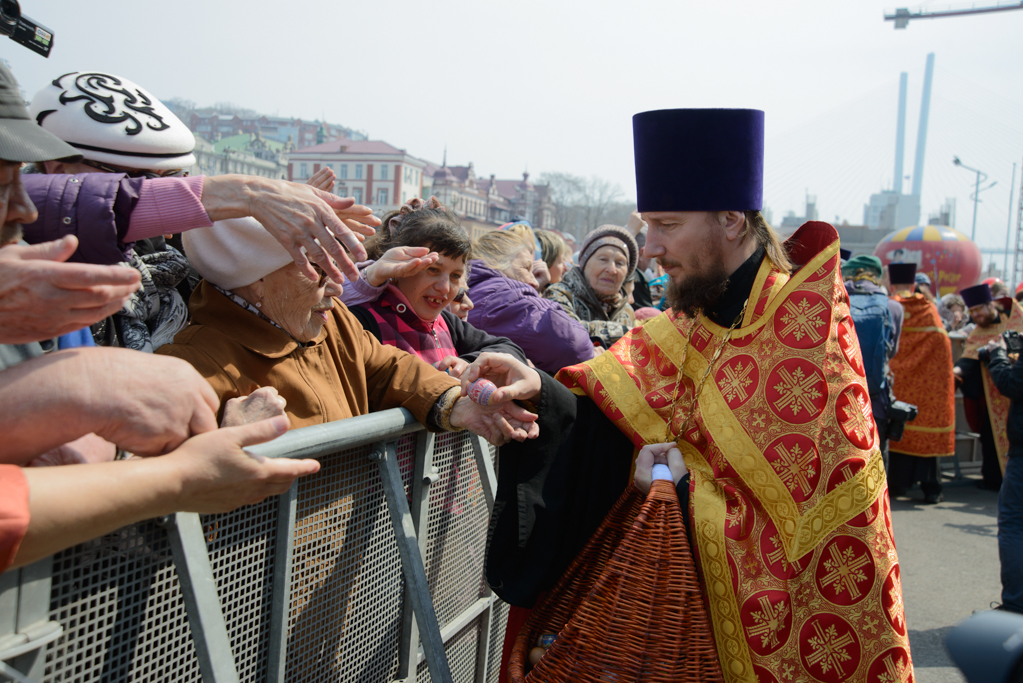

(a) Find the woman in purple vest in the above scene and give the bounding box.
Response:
[342,198,525,375]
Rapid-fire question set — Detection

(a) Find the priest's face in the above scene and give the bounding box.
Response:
[642,211,730,317]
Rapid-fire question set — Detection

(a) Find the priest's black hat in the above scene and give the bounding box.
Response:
[888,263,917,285]
[960,283,993,308]
[632,108,764,212]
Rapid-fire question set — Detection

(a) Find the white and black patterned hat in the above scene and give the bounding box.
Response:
[29,71,195,171]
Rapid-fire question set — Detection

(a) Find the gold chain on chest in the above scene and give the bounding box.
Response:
[664,298,749,443]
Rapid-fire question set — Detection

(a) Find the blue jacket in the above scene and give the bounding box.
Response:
[466,260,593,374]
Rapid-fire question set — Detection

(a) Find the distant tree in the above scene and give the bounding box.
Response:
[163,97,196,121]
[537,172,631,239]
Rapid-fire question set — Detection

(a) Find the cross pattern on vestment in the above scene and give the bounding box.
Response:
[751,411,767,429]
[878,652,913,683]
[726,497,748,536]
[746,594,790,650]
[647,380,677,406]
[693,325,711,346]
[781,662,795,681]
[767,534,805,573]
[841,390,873,443]
[841,327,859,359]
[772,366,823,417]
[863,615,879,635]
[779,296,828,343]
[771,441,816,497]
[719,360,755,403]
[806,621,855,676]
[821,431,837,449]
[887,573,906,630]
[820,543,871,599]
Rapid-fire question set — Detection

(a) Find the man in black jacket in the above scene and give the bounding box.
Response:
[982,334,1023,613]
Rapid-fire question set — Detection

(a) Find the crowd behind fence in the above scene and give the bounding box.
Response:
[0,410,508,683]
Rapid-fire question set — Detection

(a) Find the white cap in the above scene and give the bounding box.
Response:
[183,218,294,290]
[29,71,196,171]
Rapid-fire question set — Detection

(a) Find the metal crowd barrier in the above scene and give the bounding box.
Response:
[0,410,510,683]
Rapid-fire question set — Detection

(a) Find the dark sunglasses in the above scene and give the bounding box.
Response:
[453,287,468,304]
[80,159,190,179]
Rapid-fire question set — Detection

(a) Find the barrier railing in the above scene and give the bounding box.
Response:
[0,410,509,683]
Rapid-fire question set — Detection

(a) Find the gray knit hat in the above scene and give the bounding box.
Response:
[579,224,638,277]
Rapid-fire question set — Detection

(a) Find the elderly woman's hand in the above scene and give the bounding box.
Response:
[221,387,288,428]
[435,355,470,378]
[364,246,440,287]
[201,176,382,285]
[305,167,337,193]
[633,442,687,494]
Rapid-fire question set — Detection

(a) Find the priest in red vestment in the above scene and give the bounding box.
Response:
[479,108,913,683]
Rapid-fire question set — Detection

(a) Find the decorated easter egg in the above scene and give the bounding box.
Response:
[468,379,498,406]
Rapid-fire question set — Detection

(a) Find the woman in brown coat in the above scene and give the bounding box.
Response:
[158,217,536,443]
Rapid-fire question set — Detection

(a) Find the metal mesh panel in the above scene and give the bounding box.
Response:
[422,433,490,628]
[283,434,418,683]
[10,424,500,683]
[486,600,511,683]
[202,497,279,683]
[417,615,486,683]
[40,521,200,682]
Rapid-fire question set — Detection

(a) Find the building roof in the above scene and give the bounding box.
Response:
[292,138,415,156]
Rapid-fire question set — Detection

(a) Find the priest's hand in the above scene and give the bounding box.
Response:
[448,395,539,446]
[634,442,687,494]
[461,352,542,403]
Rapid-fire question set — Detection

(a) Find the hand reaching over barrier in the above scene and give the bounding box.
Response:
[445,353,541,445]
[0,235,141,344]
[12,415,319,568]
[202,175,381,285]
[305,166,337,193]
[0,347,220,464]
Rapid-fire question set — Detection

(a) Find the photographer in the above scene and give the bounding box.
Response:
[981,330,1023,613]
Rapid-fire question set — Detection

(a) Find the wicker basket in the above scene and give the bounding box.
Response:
[509,479,723,683]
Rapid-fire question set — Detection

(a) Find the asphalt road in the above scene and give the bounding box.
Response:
[890,470,1002,683]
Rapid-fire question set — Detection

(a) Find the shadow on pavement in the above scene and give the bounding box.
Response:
[909,626,956,668]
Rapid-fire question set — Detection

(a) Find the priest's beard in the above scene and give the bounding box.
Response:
[662,239,731,318]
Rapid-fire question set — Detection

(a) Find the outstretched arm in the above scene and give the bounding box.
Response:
[12,416,319,568]
[0,347,220,464]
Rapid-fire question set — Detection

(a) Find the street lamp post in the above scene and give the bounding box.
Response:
[953,156,997,241]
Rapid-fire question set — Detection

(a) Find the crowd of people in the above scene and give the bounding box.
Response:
[3,58,1023,682]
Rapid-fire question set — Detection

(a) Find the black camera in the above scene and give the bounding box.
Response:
[0,0,53,58]
[1004,330,1023,355]
[887,400,919,442]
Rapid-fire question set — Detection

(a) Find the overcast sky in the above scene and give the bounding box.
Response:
[5,0,1022,254]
